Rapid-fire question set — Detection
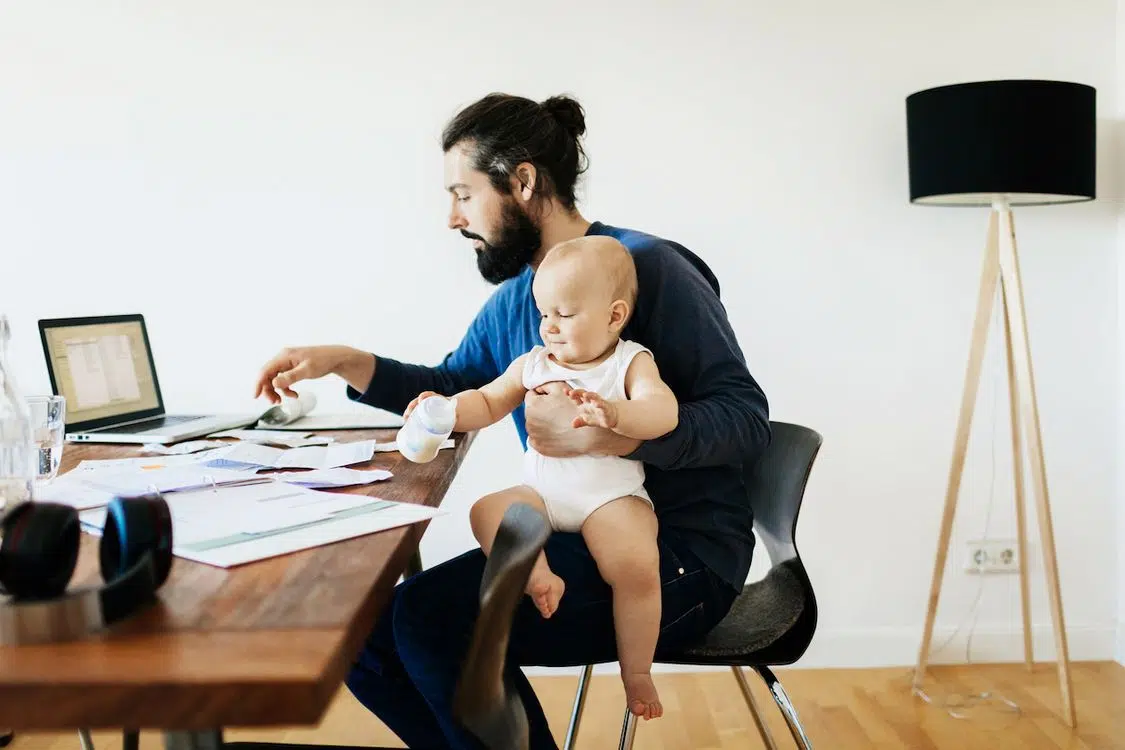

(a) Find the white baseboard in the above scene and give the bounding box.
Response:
[796,624,1115,669]
[523,624,1116,677]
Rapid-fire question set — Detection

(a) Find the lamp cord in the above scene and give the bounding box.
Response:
[913,281,1021,724]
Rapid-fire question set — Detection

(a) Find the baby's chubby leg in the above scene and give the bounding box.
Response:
[469,486,565,618]
[581,497,663,720]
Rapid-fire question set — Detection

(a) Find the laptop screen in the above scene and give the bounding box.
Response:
[39,315,164,431]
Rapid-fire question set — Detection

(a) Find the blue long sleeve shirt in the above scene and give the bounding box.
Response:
[348,221,770,591]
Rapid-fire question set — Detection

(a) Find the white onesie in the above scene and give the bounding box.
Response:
[521,339,654,532]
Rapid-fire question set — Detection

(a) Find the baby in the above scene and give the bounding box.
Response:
[406,235,678,720]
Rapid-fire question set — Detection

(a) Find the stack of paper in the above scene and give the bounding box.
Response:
[78,480,441,568]
[36,447,237,510]
[36,425,449,568]
[77,465,262,496]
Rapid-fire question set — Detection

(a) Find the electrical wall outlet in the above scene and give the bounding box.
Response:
[965,538,1020,574]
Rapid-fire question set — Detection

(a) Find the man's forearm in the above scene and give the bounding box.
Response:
[592,427,642,457]
[626,392,770,470]
[346,354,495,416]
[335,349,376,394]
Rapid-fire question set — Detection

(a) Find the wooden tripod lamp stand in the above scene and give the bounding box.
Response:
[905,79,1096,727]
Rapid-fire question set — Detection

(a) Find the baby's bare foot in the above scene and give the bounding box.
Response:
[623,672,663,721]
[525,569,565,618]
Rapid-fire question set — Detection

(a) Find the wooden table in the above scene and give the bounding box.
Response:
[0,429,474,742]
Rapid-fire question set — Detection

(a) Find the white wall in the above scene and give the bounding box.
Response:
[1,0,1120,669]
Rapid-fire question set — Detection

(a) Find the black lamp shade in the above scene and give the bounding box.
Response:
[906,79,1096,206]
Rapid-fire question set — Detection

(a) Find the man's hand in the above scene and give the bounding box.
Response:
[254,345,373,403]
[532,381,571,396]
[525,387,641,458]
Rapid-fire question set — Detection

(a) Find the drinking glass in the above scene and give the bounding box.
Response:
[26,395,65,483]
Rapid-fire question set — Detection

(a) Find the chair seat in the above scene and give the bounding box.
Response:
[673,558,807,664]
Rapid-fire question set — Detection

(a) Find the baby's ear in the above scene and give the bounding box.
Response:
[609,299,630,331]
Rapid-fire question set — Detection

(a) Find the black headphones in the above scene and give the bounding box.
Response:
[0,493,174,645]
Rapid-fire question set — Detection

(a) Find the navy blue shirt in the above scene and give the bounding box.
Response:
[348,221,770,591]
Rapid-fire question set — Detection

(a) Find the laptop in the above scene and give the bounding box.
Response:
[39,314,259,444]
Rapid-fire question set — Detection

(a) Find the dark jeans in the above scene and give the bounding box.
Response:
[345,531,738,750]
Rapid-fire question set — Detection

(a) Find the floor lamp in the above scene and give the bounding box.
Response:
[905,79,1096,728]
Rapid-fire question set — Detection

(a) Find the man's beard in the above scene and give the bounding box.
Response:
[463,200,541,284]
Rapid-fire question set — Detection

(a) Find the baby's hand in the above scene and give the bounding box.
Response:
[569,389,618,430]
[404,391,442,420]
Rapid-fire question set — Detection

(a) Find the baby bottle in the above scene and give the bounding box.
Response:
[397,395,457,463]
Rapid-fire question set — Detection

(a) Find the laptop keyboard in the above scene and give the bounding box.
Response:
[96,415,203,434]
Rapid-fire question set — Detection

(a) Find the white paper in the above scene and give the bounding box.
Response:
[142,440,229,455]
[205,443,285,469]
[186,500,442,567]
[273,467,393,488]
[72,447,231,475]
[78,481,442,568]
[274,440,377,469]
[208,429,334,448]
[35,474,119,510]
[78,481,356,543]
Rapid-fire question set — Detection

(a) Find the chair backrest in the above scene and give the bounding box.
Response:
[743,421,822,568]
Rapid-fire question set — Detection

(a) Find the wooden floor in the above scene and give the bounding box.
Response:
[10,662,1124,749]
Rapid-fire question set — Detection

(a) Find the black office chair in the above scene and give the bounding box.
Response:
[562,421,822,750]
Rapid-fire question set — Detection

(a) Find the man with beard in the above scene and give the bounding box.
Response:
[253,92,771,750]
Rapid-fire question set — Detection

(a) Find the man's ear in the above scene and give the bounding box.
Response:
[609,299,630,333]
[511,162,537,202]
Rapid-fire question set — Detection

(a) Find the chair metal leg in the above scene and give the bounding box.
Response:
[617,708,638,750]
[562,664,594,750]
[732,666,780,750]
[756,666,813,750]
[78,729,95,750]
